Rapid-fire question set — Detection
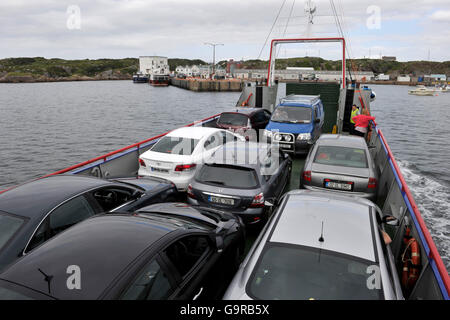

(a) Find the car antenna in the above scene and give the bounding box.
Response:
[38,268,53,295]
[318,221,324,263]
[319,221,324,243]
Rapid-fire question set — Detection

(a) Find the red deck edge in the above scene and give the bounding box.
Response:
[377,128,450,295]
[0,113,220,194]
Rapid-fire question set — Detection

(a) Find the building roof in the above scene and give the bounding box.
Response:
[139,56,168,59]
[270,191,376,262]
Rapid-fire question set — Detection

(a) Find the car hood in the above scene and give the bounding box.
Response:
[266,121,313,134]
[311,163,370,178]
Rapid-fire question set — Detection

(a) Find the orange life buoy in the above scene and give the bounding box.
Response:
[401,227,421,290]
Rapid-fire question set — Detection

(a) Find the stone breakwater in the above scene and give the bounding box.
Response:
[170,78,243,92]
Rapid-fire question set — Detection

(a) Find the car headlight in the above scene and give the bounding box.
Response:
[273,133,282,141]
[284,135,293,142]
[297,133,311,141]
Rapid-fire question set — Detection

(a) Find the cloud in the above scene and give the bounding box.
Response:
[430,10,450,22]
[0,0,449,61]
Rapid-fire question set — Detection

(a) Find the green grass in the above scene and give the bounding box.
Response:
[1,56,448,81]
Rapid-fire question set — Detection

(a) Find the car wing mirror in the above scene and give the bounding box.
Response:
[382,215,399,226]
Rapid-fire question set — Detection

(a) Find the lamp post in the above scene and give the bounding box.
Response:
[204,42,223,78]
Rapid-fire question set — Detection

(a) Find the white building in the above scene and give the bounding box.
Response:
[139,56,170,76]
[397,75,411,82]
[425,74,447,82]
[233,69,374,82]
[286,67,314,71]
[175,65,225,79]
[375,73,390,81]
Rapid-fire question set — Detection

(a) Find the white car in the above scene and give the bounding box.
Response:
[138,127,244,191]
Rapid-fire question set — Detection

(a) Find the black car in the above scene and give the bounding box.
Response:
[216,108,272,141]
[187,142,292,227]
[0,203,245,300]
[0,174,178,271]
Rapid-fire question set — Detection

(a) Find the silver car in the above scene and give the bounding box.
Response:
[223,190,404,300]
[300,134,378,200]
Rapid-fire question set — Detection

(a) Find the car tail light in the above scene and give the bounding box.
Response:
[250,193,264,208]
[175,164,196,172]
[368,177,377,189]
[139,158,146,167]
[187,184,196,199]
[303,171,311,182]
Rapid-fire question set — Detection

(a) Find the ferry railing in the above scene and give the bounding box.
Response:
[0,114,221,192]
[369,121,450,300]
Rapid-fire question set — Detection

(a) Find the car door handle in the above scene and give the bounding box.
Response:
[193,287,203,300]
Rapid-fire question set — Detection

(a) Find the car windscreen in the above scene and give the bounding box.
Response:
[271,106,312,123]
[0,212,26,252]
[217,113,249,127]
[313,146,368,168]
[197,164,259,189]
[151,136,199,155]
[247,244,383,300]
[0,280,51,300]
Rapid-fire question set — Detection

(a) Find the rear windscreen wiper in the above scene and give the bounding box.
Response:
[203,180,225,185]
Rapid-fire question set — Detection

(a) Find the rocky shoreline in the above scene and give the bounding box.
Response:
[0,70,132,83]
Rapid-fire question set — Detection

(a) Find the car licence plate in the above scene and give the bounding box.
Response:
[280,143,292,149]
[151,167,169,173]
[208,196,234,206]
[324,180,353,191]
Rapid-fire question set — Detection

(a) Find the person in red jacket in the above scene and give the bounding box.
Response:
[351,112,376,137]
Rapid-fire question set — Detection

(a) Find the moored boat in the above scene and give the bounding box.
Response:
[132,73,149,83]
[408,85,436,96]
[149,74,169,86]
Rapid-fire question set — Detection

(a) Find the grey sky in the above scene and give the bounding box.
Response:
[0,0,449,62]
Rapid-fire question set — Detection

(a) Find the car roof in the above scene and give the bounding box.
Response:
[166,127,223,140]
[0,214,179,299]
[222,108,261,115]
[270,190,376,262]
[0,175,114,219]
[137,202,223,227]
[279,94,320,106]
[206,142,270,169]
[316,134,368,149]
